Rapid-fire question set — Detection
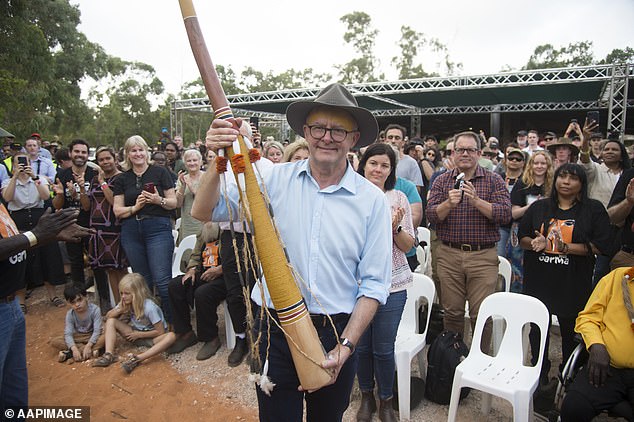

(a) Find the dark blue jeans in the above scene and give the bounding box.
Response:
[0,297,28,413]
[254,306,357,422]
[121,216,174,322]
[356,290,407,400]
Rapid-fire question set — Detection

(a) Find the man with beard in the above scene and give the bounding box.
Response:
[52,139,96,288]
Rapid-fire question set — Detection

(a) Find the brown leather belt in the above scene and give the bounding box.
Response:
[443,242,495,252]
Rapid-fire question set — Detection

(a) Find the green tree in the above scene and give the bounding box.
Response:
[0,0,109,140]
[337,12,384,83]
[523,41,595,70]
[392,26,432,79]
[598,47,634,65]
[88,60,164,148]
[391,26,462,79]
[241,67,331,92]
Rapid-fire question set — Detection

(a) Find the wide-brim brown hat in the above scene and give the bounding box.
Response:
[546,137,580,155]
[286,83,378,147]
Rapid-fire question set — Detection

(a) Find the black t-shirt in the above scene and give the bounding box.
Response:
[0,204,27,297]
[510,179,544,222]
[112,165,173,218]
[518,198,611,316]
[608,168,634,247]
[57,166,97,227]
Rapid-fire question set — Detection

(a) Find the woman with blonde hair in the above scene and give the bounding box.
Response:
[507,150,554,292]
[112,135,177,322]
[92,273,175,373]
[263,140,284,163]
[176,148,204,242]
[282,139,309,163]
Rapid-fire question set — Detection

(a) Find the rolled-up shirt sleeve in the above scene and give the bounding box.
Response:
[356,193,392,305]
[489,175,512,225]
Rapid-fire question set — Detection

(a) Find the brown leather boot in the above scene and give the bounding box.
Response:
[379,397,398,422]
[356,390,377,422]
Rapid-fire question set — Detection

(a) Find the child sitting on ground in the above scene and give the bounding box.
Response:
[50,285,105,363]
[92,273,175,373]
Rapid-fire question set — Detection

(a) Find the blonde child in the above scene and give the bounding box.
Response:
[50,285,105,363]
[92,273,175,373]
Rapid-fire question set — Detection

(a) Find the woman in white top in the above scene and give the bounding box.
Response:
[2,153,66,311]
[355,143,416,421]
[175,148,205,243]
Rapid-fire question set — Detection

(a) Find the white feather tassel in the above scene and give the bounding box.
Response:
[257,359,276,396]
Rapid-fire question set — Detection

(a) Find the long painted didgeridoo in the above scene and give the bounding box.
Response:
[177,0,332,391]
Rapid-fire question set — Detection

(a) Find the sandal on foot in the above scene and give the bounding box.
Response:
[51,296,65,307]
[121,355,141,374]
[92,352,117,367]
[58,350,72,363]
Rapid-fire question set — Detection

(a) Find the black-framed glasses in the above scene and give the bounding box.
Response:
[307,125,357,142]
[455,147,479,155]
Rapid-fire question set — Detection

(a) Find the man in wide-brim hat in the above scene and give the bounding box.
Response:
[196,83,392,421]
[547,137,579,168]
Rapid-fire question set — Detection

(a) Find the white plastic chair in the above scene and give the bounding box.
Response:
[172,229,179,246]
[492,256,512,354]
[415,227,431,274]
[394,273,436,421]
[175,217,181,231]
[447,292,549,422]
[497,256,511,292]
[171,234,196,278]
[170,234,236,350]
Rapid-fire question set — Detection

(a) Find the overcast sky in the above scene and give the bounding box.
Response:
[73,0,634,96]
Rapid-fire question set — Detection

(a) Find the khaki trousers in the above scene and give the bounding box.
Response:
[49,331,105,351]
[437,243,498,350]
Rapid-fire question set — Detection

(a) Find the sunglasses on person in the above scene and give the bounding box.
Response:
[507,156,524,162]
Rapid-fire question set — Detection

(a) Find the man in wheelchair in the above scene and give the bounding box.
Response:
[559,266,634,421]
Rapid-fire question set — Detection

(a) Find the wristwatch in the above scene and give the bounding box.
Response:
[339,337,355,353]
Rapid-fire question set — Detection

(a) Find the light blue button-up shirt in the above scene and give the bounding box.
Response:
[212,159,392,315]
[30,157,57,182]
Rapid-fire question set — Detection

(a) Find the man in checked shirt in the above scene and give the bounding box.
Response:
[427,131,511,350]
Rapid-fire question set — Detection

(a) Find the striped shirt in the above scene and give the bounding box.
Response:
[427,166,511,245]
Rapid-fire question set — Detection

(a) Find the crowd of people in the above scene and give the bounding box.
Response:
[0,83,633,421]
